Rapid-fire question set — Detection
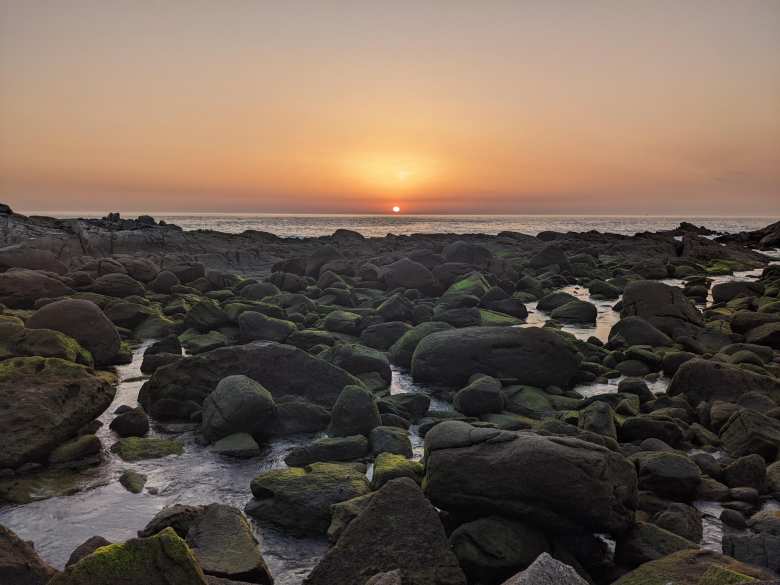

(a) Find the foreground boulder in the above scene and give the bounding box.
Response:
[423,421,637,534]
[201,375,276,443]
[304,478,466,585]
[411,327,581,388]
[499,553,587,585]
[610,548,776,585]
[139,342,361,419]
[0,357,115,469]
[48,527,208,585]
[0,268,72,308]
[621,280,703,338]
[246,462,370,534]
[667,359,780,405]
[26,298,122,365]
[0,524,58,585]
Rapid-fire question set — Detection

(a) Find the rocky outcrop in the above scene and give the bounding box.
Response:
[0,357,115,469]
[304,478,466,585]
[411,327,581,388]
[423,421,637,535]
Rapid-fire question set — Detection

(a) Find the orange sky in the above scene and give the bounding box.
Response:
[1,1,779,214]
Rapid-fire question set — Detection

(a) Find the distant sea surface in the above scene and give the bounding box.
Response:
[29,212,779,239]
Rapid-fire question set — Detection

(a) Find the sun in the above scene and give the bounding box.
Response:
[392,206,401,213]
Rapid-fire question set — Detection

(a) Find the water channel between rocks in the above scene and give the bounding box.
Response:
[0,263,777,582]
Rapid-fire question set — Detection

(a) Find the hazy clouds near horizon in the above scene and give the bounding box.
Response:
[1,1,779,215]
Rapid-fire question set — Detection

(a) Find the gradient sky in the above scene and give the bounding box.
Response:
[1,1,779,215]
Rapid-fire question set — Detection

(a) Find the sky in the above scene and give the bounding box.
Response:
[1,1,779,215]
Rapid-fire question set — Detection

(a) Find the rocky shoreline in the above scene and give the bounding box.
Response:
[1,204,780,585]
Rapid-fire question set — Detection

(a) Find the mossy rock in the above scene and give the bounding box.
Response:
[371,452,423,489]
[48,527,208,585]
[443,272,491,299]
[478,309,522,327]
[111,437,183,462]
[119,469,148,494]
[49,434,102,464]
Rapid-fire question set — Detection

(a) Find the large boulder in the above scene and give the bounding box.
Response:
[0,244,66,274]
[0,268,72,308]
[712,281,764,303]
[550,300,597,324]
[303,478,467,585]
[0,357,115,468]
[26,298,122,366]
[185,504,273,585]
[0,524,58,585]
[610,549,776,585]
[320,343,391,385]
[329,385,382,437]
[201,375,277,443]
[238,311,296,343]
[48,527,208,585]
[412,327,581,388]
[608,316,673,347]
[138,342,361,419]
[246,462,370,534]
[667,359,780,405]
[620,281,704,338]
[389,322,453,369]
[381,257,438,293]
[720,409,780,461]
[423,421,637,534]
[87,273,145,297]
[499,553,587,585]
[746,322,780,349]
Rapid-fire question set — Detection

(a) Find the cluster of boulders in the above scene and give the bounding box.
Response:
[1,208,780,584]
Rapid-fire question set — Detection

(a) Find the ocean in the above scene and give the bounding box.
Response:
[28,212,780,239]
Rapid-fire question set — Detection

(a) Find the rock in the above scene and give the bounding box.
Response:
[246,462,370,534]
[449,516,549,584]
[712,281,764,303]
[618,378,655,403]
[323,310,362,335]
[498,552,587,585]
[411,327,581,388]
[88,273,145,297]
[370,453,423,489]
[588,279,621,300]
[746,322,780,349]
[620,415,684,447]
[184,300,230,332]
[209,433,261,458]
[443,241,493,267]
[723,529,780,573]
[284,435,368,467]
[48,527,208,585]
[0,244,67,274]
[424,421,637,534]
[329,385,382,437]
[621,280,704,338]
[615,521,696,565]
[179,330,227,355]
[537,291,578,312]
[238,311,296,343]
[0,357,115,469]
[0,268,73,308]
[381,257,438,293]
[119,470,147,493]
[271,397,330,435]
[610,548,776,585]
[139,342,361,419]
[65,536,111,568]
[201,375,276,443]
[303,478,466,585]
[240,282,280,301]
[529,245,570,270]
[668,359,780,406]
[48,434,102,464]
[453,375,504,416]
[608,316,673,347]
[550,299,597,324]
[365,570,402,585]
[722,454,767,490]
[320,343,391,385]
[109,407,150,437]
[578,401,617,440]
[768,460,780,494]
[360,322,412,351]
[634,451,701,501]
[150,270,179,293]
[388,322,454,369]
[377,294,415,322]
[26,298,121,365]
[185,504,273,585]
[0,524,58,585]
[720,409,780,460]
[369,426,412,457]
[652,502,703,543]
[138,504,205,538]
[111,437,183,461]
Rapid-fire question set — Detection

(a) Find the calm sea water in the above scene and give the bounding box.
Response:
[31,212,778,239]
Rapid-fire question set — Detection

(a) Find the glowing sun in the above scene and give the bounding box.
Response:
[392,206,401,213]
